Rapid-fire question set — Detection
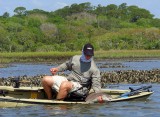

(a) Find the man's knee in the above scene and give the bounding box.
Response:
[60,81,73,91]
[42,76,48,83]
[42,76,54,86]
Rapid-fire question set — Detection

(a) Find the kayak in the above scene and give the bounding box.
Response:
[0,85,153,107]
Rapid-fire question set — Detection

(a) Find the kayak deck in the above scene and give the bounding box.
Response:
[0,86,153,106]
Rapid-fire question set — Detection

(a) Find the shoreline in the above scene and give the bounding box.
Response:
[1,50,160,64]
[1,56,160,68]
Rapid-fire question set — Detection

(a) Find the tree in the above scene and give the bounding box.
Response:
[0,29,10,51]
[94,4,106,16]
[151,18,160,28]
[2,12,10,18]
[118,3,129,20]
[78,2,93,12]
[27,9,49,15]
[128,6,154,22]
[106,4,118,18]
[40,23,57,39]
[14,7,27,16]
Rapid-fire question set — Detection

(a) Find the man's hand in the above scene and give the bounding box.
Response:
[50,68,58,75]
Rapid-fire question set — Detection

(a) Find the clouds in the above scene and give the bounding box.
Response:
[0,0,159,18]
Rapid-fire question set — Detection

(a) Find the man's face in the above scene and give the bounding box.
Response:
[85,55,92,60]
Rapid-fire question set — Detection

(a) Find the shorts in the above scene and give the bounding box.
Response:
[52,75,82,93]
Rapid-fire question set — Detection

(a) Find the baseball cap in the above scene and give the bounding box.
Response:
[83,43,94,56]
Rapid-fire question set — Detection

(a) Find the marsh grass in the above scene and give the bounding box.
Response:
[0,51,80,63]
[0,50,160,63]
[95,50,160,59]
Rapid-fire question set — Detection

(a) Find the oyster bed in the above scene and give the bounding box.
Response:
[1,69,159,88]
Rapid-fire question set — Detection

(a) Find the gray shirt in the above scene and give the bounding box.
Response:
[57,55,101,93]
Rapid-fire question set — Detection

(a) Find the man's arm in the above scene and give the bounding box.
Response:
[50,57,73,75]
[91,69,101,93]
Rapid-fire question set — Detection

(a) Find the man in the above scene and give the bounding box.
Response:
[42,43,101,100]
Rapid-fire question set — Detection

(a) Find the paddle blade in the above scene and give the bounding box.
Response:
[85,92,112,103]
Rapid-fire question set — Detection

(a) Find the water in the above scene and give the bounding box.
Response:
[0,59,160,116]
[1,59,160,78]
[0,63,53,78]
[99,59,160,72]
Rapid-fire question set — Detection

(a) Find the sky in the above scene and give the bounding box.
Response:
[0,0,159,18]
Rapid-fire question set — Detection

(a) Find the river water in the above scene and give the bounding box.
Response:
[0,59,160,117]
[1,59,160,78]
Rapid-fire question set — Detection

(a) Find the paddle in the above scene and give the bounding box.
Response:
[119,85,152,98]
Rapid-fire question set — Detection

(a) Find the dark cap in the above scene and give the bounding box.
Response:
[83,43,94,56]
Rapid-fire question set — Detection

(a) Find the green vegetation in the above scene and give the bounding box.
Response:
[0,51,79,63]
[95,50,160,59]
[0,2,160,53]
[1,50,160,63]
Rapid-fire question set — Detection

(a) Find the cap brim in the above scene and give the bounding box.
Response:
[84,50,94,56]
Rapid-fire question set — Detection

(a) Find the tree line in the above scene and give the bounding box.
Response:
[0,2,160,52]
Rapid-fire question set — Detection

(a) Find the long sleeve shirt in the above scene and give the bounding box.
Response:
[57,55,101,93]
